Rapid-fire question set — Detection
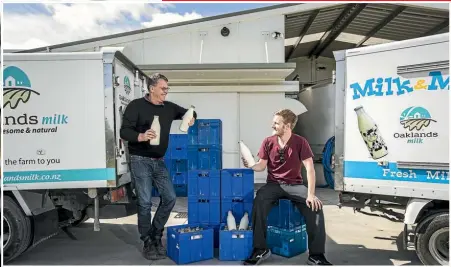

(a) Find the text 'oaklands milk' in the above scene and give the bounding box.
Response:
[149,115,161,146]
[354,106,388,160]
[239,141,256,167]
[179,105,195,132]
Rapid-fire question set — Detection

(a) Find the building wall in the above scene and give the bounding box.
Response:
[166,89,304,183]
[47,15,286,65]
[287,56,336,85]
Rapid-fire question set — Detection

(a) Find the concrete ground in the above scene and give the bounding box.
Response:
[8,188,422,265]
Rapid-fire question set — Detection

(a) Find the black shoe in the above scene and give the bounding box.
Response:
[243,248,271,265]
[152,239,167,258]
[307,254,332,265]
[142,240,165,260]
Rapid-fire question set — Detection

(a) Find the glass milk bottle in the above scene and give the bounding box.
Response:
[354,106,388,160]
[149,115,161,146]
[179,105,195,132]
[239,140,256,167]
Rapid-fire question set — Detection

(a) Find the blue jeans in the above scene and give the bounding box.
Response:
[130,155,176,242]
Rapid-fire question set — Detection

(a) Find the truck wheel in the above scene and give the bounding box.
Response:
[415,212,449,265]
[3,196,33,263]
[71,209,89,227]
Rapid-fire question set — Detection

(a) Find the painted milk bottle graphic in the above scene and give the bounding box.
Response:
[354,106,388,160]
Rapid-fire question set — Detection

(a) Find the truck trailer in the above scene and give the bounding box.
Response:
[297,33,449,265]
[2,48,148,263]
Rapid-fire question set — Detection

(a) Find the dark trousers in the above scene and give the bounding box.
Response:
[251,182,326,255]
[130,155,176,243]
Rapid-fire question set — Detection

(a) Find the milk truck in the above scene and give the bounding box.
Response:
[332,33,449,265]
[2,48,148,263]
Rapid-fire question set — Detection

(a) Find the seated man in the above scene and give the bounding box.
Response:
[242,109,332,266]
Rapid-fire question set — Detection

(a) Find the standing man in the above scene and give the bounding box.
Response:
[242,109,332,266]
[120,73,197,260]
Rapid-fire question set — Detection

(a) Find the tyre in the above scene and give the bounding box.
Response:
[71,209,89,227]
[415,212,449,265]
[3,196,33,263]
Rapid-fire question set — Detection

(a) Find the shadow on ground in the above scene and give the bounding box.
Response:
[8,221,421,265]
[6,188,422,266]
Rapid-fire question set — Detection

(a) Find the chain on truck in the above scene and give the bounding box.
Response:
[2,48,146,263]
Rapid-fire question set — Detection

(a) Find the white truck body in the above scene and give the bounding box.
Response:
[333,33,449,266]
[334,32,449,200]
[3,49,147,190]
[2,49,147,264]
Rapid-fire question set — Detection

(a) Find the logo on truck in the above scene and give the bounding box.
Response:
[394,106,438,144]
[3,66,40,109]
[124,76,131,95]
[3,66,69,135]
[400,106,436,131]
[349,71,449,100]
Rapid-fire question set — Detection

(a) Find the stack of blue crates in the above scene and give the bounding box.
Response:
[219,168,254,261]
[187,120,223,247]
[220,169,254,224]
[164,118,256,264]
[266,199,308,257]
[152,134,189,197]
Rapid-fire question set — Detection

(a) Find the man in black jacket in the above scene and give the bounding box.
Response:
[120,73,197,260]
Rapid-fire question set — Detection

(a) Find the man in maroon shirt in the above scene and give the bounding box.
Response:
[242,109,331,265]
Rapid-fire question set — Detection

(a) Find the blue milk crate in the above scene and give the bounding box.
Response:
[219,223,253,261]
[266,224,308,258]
[170,146,188,160]
[188,170,221,199]
[175,184,188,197]
[267,199,302,230]
[188,197,221,224]
[172,172,187,185]
[170,159,188,173]
[221,198,253,224]
[197,119,222,145]
[221,169,254,201]
[200,223,220,249]
[164,157,172,169]
[187,120,198,145]
[167,223,214,264]
[188,145,222,170]
[169,134,189,148]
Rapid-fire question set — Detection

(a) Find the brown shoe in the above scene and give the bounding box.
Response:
[153,239,167,258]
[142,240,165,260]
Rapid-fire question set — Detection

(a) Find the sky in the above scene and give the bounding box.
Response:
[3,2,279,50]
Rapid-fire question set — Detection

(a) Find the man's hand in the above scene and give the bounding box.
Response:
[138,129,157,142]
[306,194,323,212]
[188,117,195,126]
[242,157,250,168]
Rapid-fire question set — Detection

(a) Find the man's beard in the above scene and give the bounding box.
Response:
[272,129,283,136]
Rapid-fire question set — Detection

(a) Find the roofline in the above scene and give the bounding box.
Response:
[15,2,447,54]
[138,63,297,71]
[18,3,298,53]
